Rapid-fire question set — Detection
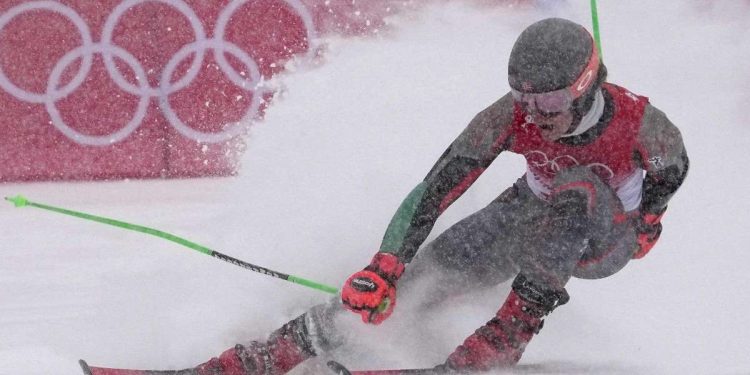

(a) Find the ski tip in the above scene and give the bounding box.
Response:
[327,360,352,375]
[79,359,93,375]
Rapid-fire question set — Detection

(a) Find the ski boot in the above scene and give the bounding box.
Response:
[194,314,317,375]
[441,274,569,371]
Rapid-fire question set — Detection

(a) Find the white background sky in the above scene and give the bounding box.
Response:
[2,1,749,374]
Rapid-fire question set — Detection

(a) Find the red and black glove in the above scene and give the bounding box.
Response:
[341,253,405,325]
[632,208,666,259]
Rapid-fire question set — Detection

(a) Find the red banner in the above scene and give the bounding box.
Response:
[0,0,523,182]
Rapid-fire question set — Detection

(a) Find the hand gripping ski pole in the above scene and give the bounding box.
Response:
[5,195,338,295]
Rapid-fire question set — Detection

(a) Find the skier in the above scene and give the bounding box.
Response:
[181,17,690,374]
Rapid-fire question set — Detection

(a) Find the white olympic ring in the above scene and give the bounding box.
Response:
[101,0,208,98]
[160,39,263,143]
[0,1,94,103]
[525,150,615,180]
[46,44,151,145]
[0,0,317,145]
[526,151,578,172]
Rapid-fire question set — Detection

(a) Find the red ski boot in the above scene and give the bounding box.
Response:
[441,274,569,372]
[194,314,317,375]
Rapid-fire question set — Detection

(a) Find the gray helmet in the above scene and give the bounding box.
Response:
[508,18,605,121]
[508,18,596,94]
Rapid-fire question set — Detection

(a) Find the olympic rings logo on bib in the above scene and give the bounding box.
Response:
[0,0,317,146]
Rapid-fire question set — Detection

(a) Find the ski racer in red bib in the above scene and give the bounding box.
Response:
[140,17,690,375]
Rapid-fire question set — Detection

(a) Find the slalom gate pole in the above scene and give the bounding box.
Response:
[4,195,339,295]
[590,0,603,61]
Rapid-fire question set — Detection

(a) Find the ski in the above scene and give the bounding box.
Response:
[79,360,198,375]
[80,359,448,375]
[327,360,448,375]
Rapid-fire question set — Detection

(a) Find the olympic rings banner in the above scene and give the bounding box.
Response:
[0,0,528,182]
[0,0,418,182]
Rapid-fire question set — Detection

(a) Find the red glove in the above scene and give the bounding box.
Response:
[341,253,405,325]
[632,209,665,259]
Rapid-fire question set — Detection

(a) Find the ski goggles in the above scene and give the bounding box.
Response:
[511,45,600,114]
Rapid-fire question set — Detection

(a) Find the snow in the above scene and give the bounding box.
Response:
[2,1,749,374]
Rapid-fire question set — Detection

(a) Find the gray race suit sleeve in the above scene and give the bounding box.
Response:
[377,93,516,264]
[637,104,690,214]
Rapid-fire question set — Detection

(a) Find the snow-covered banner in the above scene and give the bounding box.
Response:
[0,0,440,181]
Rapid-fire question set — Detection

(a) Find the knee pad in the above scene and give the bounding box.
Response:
[550,166,607,217]
[551,187,592,218]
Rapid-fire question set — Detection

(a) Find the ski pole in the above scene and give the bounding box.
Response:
[590,0,603,61]
[4,195,339,295]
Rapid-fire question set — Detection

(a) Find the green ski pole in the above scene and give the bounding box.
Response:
[590,0,603,61]
[5,195,339,295]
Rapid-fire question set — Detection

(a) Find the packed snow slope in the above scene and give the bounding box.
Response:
[2,1,749,374]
